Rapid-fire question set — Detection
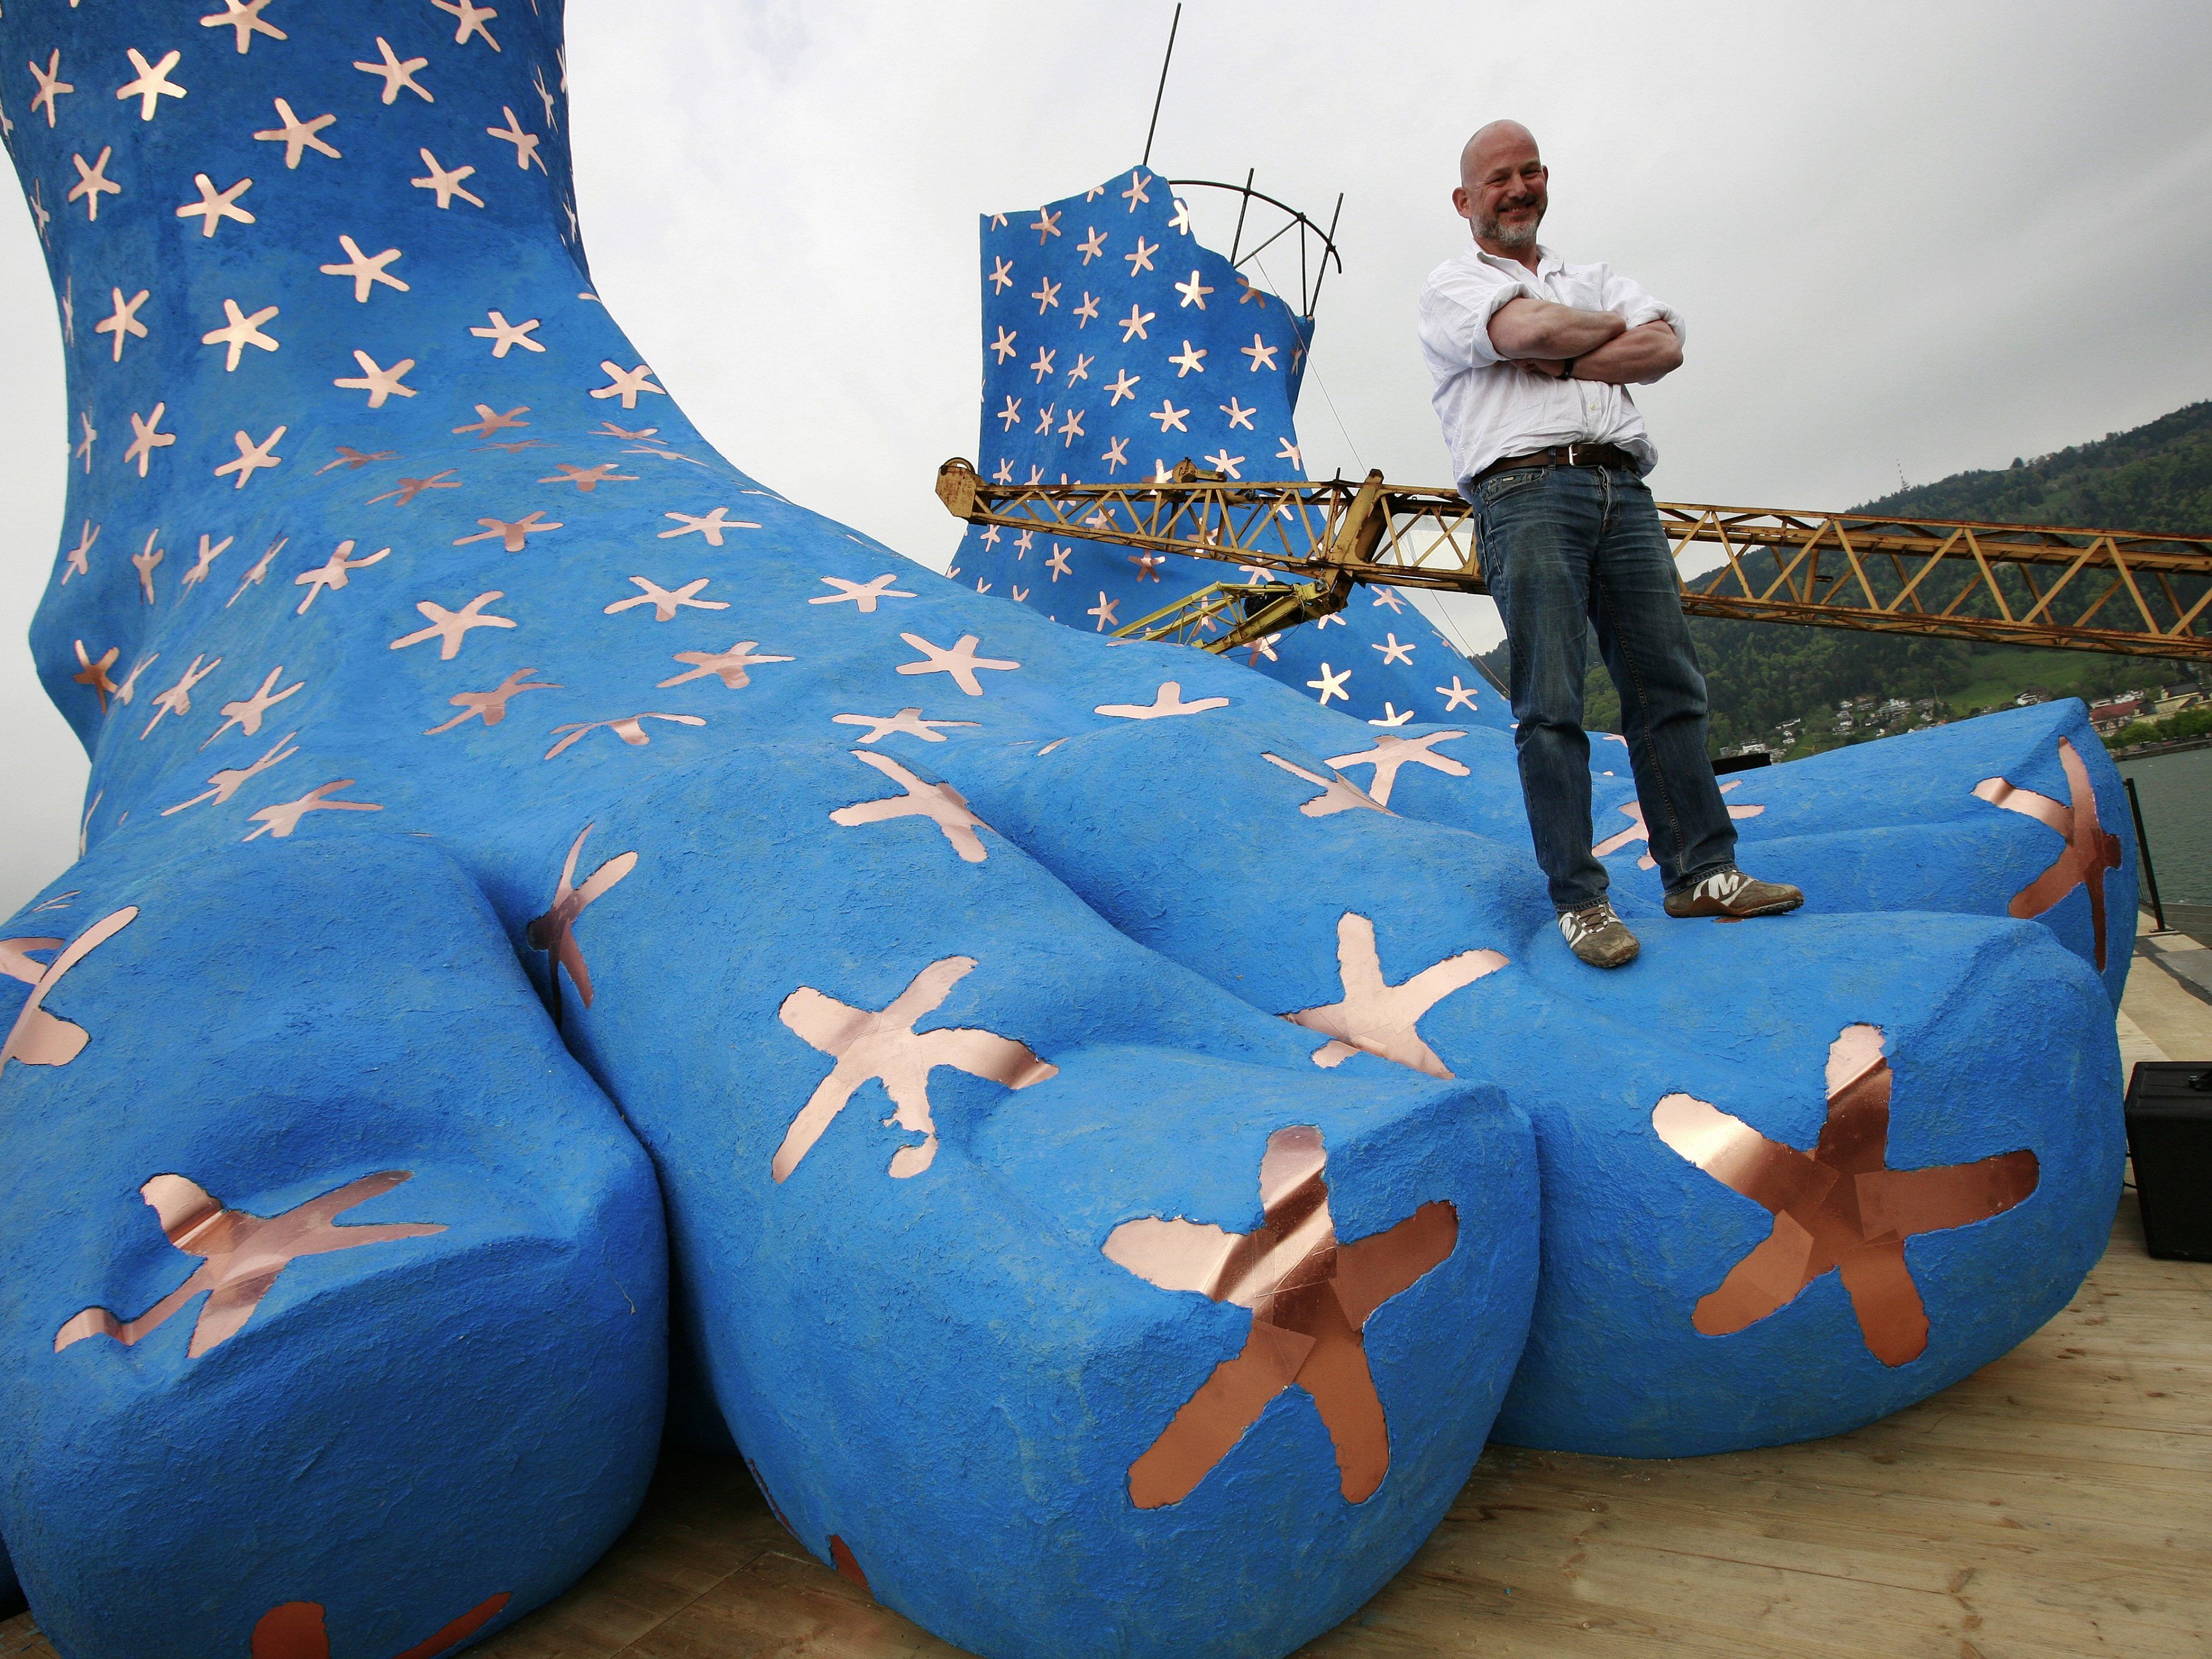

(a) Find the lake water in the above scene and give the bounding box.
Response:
[2117,744,2212,906]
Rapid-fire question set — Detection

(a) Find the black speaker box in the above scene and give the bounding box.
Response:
[2124,1061,2212,1262]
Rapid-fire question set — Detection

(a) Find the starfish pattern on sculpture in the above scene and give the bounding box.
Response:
[253,97,341,166]
[831,708,978,744]
[176,172,254,236]
[67,147,122,221]
[72,641,122,710]
[829,751,991,863]
[73,411,96,474]
[1103,1125,1458,1507]
[411,148,484,209]
[59,521,97,586]
[29,50,72,128]
[131,533,165,605]
[1436,677,1480,713]
[895,632,1019,696]
[123,404,177,476]
[453,511,561,552]
[334,351,417,407]
[1323,731,1468,808]
[111,655,156,708]
[243,780,382,841]
[201,0,287,53]
[355,37,433,104]
[659,640,793,689]
[202,666,304,747]
[55,1170,442,1359]
[1283,914,1505,1077]
[772,956,1056,1183]
[426,668,560,734]
[369,470,462,507]
[1261,753,1392,819]
[543,712,705,760]
[215,425,286,489]
[487,106,544,171]
[605,575,727,621]
[525,824,637,1009]
[161,731,294,812]
[1594,782,1764,869]
[1094,681,1231,720]
[541,463,636,492]
[316,446,395,474]
[95,285,150,361]
[142,654,223,739]
[202,298,280,370]
[471,310,543,355]
[178,535,231,595]
[434,0,503,50]
[321,235,408,301]
[591,361,664,408]
[1972,737,2125,969]
[249,1593,512,1659]
[292,541,391,615]
[0,908,137,1077]
[390,593,516,660]
[1654,1024,2040,1367]
[454,404,529,436]
[226,537,288,607]
[115,48,187,121]
[812,573,915,610]
[657,507,759,545]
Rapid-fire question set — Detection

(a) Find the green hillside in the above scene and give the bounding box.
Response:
[1479,400,2212,754]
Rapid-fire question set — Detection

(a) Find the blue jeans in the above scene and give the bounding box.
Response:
[1473,462,1737,911]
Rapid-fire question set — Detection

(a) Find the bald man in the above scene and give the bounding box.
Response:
[1419,120,1800,969]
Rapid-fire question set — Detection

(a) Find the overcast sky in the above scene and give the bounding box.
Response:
[3,0,2209,914]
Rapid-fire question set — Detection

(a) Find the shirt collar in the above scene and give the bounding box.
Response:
[1471,241,1558,280]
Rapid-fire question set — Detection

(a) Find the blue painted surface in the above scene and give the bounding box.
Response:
[953,172,1504,734]
[0,4,2128,1655]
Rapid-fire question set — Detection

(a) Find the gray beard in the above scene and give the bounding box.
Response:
[1477,205,1543,248]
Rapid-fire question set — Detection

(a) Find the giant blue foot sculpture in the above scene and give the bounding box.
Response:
[0,5,2122,1657]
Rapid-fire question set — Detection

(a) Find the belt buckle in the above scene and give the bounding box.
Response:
[1564,443,1585,468]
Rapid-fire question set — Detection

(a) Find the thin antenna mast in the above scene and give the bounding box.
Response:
[1140,4,1182,170]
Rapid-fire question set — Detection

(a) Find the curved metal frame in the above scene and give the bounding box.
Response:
[1168,172,1344,320]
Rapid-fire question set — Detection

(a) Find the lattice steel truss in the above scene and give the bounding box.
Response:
[936,459,2212,662]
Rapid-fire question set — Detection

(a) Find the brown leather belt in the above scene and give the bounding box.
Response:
[1470,442,1641,488]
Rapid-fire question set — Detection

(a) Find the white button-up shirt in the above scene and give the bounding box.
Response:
[1417,242,1683,492]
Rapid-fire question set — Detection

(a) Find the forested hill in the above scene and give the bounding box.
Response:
[1478,400,2211,754]
[1850,400,2212,534]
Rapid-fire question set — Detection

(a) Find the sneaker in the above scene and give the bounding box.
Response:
[1663,864,1804,920]
[1559,900,1640,968]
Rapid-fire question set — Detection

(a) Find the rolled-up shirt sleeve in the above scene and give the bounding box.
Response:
[1418,262,1535,369]
[1598,267,1685,349]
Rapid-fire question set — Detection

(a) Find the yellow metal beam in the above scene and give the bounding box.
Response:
[936,459,2212,663]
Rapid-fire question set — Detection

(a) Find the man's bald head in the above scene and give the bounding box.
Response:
[1453,121,1549,255]
[1460,121,1538,188]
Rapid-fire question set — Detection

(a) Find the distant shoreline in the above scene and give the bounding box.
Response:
[2114,736,2212,761]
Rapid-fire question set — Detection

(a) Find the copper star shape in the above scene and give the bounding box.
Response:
[56,1170,445,1358]
[525,824,637,1010]
[1653,1023,2039,1367]
[1104,1125,1458,1507]
[250,1590,510,1659]
[1973,737,2125,970]
[772,956,1055,1183]
[0,907,137,1075]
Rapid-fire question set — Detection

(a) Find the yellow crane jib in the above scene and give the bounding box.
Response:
[934,458,2212,663]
